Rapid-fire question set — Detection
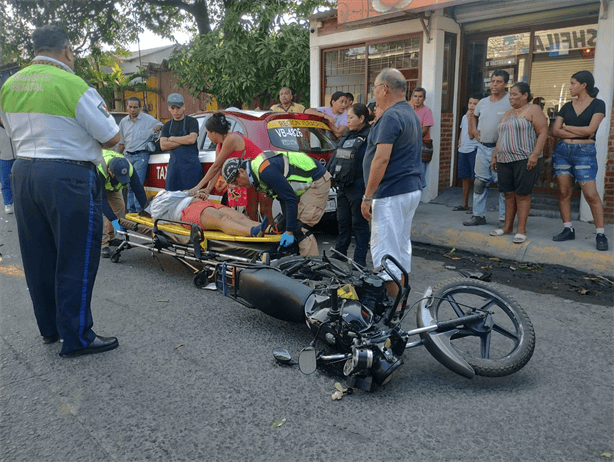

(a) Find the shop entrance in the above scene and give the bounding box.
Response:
[461,21,598,198]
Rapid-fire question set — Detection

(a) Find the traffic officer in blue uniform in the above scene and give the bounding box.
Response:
[0,25,120,356]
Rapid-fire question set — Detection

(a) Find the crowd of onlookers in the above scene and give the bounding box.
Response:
[454,69,607,252]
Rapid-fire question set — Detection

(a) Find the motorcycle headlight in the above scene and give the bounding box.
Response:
[371,355,404,385]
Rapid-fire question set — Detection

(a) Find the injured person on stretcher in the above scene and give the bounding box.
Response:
[147,190,268,237]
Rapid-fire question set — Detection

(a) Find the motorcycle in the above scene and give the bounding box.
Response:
[208,249,536,392]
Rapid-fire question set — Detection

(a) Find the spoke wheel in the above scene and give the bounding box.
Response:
[428,278,535,377]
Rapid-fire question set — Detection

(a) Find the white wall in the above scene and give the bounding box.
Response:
[309,12,460,203]
[581,1,613,222]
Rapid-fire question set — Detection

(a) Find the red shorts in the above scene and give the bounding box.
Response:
[181,200,225,229]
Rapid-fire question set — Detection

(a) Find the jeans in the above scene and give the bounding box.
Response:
[335,185,370,266]
[472,144,505,221]
[552,142,598,182]
[0,158,15,206]
[124,150,150,212]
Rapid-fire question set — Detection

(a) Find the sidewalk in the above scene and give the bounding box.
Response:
[411,187,613,277]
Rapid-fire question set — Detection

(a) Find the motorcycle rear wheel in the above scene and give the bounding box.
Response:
[427,278,535,377]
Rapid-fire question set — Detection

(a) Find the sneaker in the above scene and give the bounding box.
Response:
[4,204,13,214]
[596,233,609,251]
[463,216,486,226]
[552,227,575,242]
[101,247,111,258]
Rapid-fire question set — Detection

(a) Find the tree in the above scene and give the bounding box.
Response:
[1,0,333,107]
[75,50,158,111]
[168,0,332,108]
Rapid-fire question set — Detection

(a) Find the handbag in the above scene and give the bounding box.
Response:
[421,139,434,163]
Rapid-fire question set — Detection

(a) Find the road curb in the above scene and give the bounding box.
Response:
[412,221,614,277]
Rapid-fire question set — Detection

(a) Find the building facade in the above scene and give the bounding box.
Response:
[309,0,613,223]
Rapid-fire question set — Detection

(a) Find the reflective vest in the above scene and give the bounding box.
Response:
[97,150,133,192]
[251,150,318,197]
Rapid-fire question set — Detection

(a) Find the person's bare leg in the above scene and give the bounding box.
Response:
[502,191,516,233]
[580,181,605,229]
[462,178,471,209]
[555,175,573,223]
[200,207,261,236]
[515,194,531,235]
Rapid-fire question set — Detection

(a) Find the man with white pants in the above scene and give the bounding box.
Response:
[464,70,511,226]
[361,68,423,306]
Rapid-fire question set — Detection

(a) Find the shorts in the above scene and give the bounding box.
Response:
[457,148,477,180]
[552,142,598,182]
[181,200,225,228]
[497,157,543,195]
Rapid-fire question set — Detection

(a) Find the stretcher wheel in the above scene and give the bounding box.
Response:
[193,272,209,288]
[110,252,120,263]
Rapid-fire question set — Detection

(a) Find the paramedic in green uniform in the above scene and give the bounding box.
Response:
[98,150,149,258]
[221,151,331,256]
[0,25,120,357]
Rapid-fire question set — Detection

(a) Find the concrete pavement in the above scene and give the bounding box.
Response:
[411,187,613,277]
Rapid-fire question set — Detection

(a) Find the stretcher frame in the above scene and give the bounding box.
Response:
[111,213,283,288]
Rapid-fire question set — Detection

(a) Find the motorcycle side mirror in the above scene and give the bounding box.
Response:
[298,346,317,374]
[272,348,293,365]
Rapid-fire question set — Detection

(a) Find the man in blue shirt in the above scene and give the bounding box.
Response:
[361,68,423,305]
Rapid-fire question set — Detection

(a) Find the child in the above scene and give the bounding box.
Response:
[453,94,481,212]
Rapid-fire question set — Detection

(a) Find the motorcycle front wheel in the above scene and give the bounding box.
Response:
[426,278,535,377]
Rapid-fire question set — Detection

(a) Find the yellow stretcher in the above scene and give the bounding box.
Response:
[111,213,283,287]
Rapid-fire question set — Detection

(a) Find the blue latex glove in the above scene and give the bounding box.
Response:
[111,219,125,233]
[279,232,295,247]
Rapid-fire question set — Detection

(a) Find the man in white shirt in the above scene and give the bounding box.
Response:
[118,97,162,212]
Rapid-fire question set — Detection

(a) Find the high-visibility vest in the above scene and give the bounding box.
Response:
[251,150,318,197]
[98,150,133,192]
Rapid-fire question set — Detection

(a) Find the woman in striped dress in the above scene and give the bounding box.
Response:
[489,82,548,244]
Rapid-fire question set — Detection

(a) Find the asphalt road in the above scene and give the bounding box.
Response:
[1,218,612,462]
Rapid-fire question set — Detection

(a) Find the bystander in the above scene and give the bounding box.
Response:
[361,68,422,307]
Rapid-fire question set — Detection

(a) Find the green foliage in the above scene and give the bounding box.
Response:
[75,51,158,110]
[2,0,334,108]
[169,0,331,108]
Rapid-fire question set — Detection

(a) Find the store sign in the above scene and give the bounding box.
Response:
[337,0,477,24]
[533,28,597,54]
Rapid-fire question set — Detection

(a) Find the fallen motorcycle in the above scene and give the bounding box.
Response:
[210,249,535,392]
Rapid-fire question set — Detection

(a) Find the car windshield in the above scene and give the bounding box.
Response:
[267,119,336,154]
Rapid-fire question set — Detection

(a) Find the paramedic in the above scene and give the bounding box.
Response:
[98,150,148,258]
[0,25,120,357]
[221,152,331,256]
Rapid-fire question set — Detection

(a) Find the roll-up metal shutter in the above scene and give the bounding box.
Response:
[530,55,595,114]
[453,1,600,32]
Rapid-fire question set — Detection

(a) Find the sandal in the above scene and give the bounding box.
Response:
[513,233,527,244]
[452,205,469,211]
[490,229,506,236]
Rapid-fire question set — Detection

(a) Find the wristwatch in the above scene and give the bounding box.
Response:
[362,195,373,202]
